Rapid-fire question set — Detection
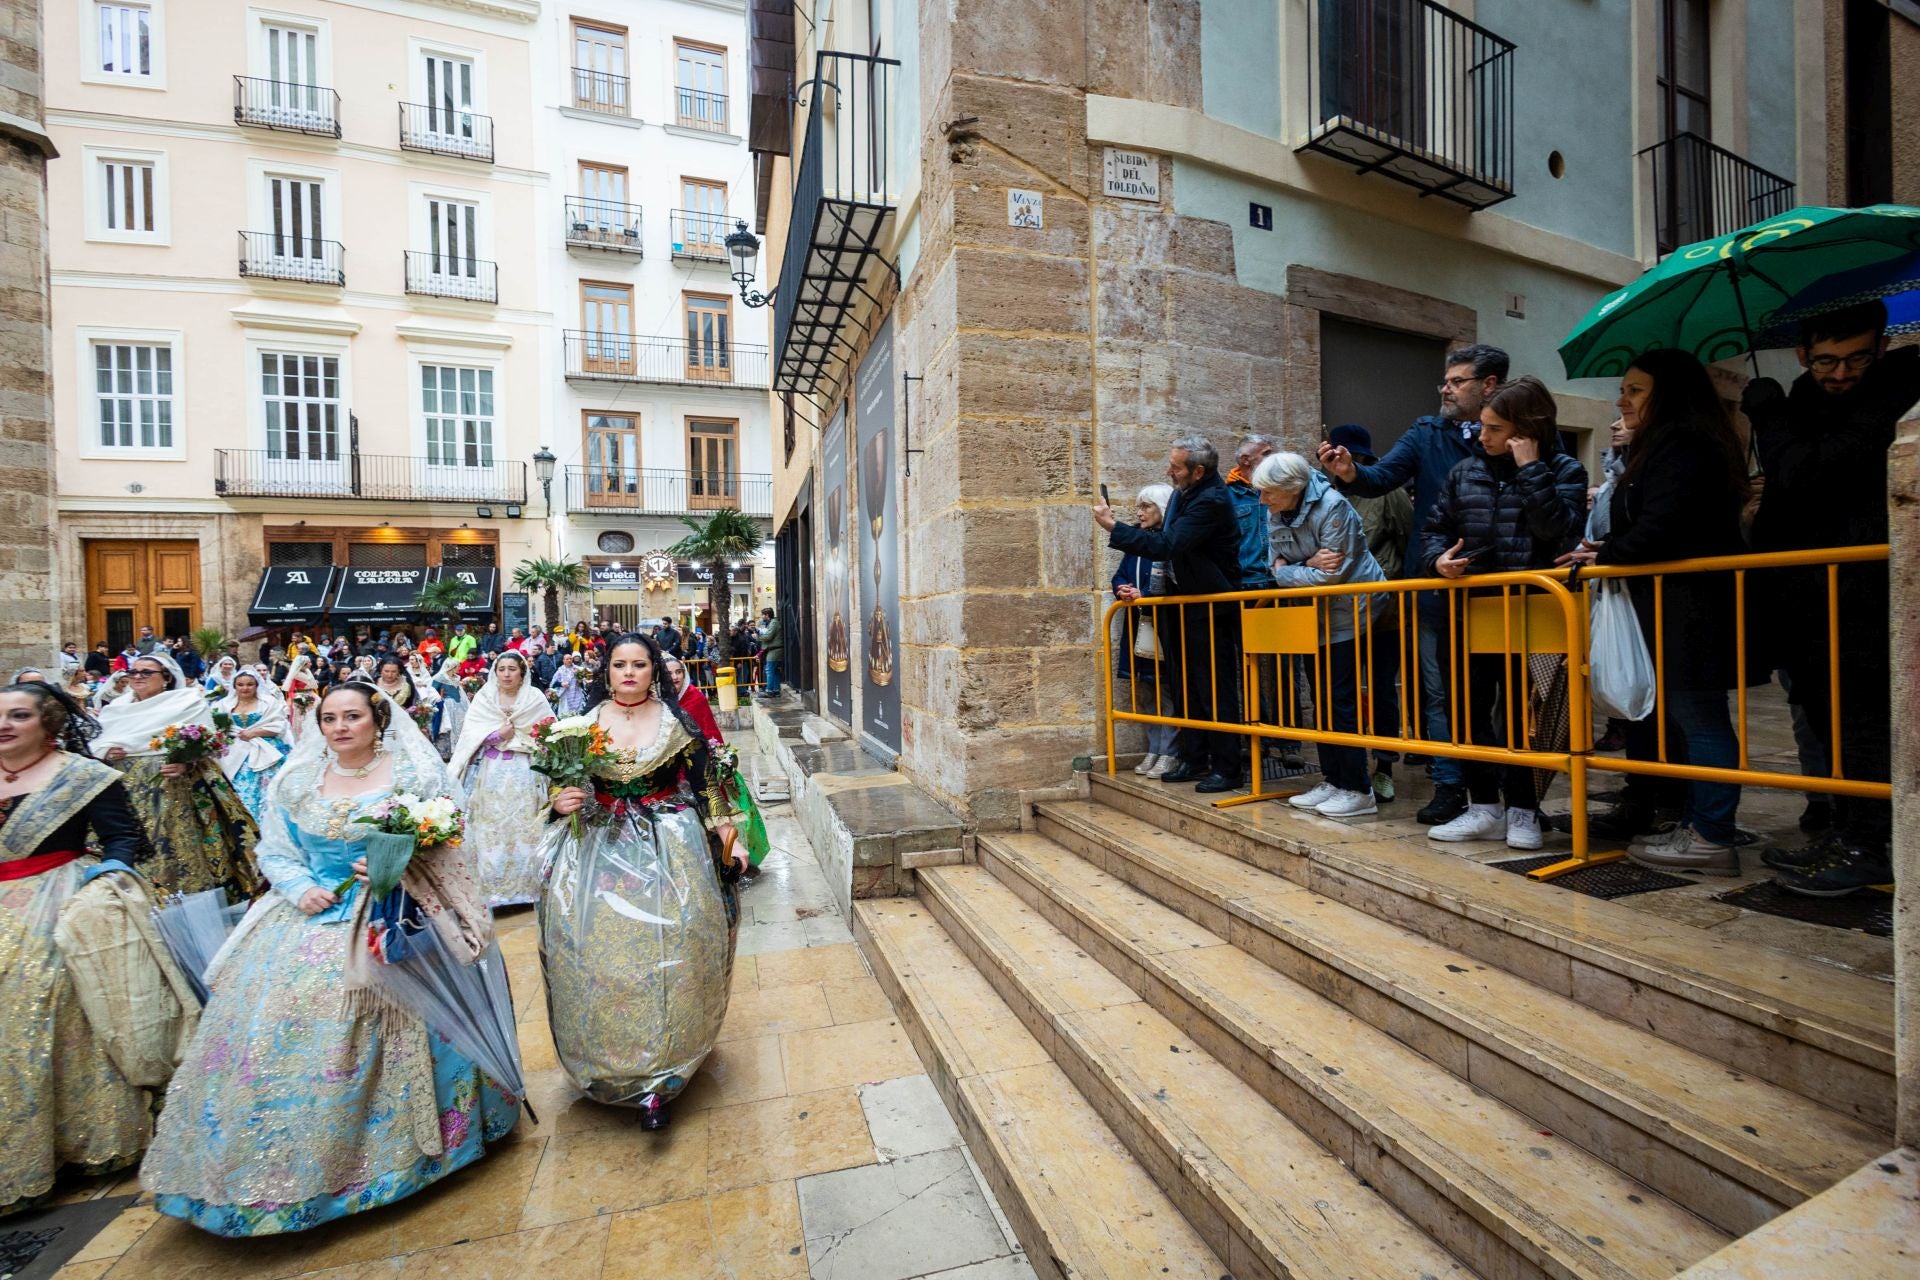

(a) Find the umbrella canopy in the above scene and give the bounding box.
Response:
[1559,203,1920,380]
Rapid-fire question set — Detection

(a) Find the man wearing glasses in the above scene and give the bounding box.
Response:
[1318,344,1509,828]
[1744,299,1920,896]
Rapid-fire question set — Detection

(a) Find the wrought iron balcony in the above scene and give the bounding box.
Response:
[565,196,643,253]
[565,466,773,518]
[216,449,527,503]
[562,332,770,388]
[1299,0,1515,210]
[670,209,731,261]
[570,66,630,116]
[238,230,345,286]
[1641,132,1796,257]
[675,87,730,134]
[774,50,900,395]
[398,102,494,162]
[403,251,498,303]
[233,75,341,138]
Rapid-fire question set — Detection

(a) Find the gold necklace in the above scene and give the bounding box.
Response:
[329,753,380,778]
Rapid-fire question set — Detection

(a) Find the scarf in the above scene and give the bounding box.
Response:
[0,755,120,858]
[94,653,215,756]
[217,682,289,780]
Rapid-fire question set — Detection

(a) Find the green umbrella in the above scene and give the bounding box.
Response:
[1558,203,1920,380]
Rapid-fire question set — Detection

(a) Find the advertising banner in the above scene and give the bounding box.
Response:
[821,405,853,725]
[853,316,901,757]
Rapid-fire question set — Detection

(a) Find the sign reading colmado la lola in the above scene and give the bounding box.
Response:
[1103,148,1161,202]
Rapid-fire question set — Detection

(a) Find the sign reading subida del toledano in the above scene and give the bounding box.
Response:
[1102,148,1160,202]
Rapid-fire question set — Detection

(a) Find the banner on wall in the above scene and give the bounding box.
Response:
[821,404,853,725]
[854,316,901,757]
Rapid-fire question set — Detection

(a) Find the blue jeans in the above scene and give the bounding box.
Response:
[1416,592,1463,786]
[763,653,782,695]
[1665,688,1742,844]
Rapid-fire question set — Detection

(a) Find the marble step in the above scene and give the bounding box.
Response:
[1085,771,1895,1130]
[869,884,1483,1280]
[850,898,1232,1280]
[920,862,1731,1280]
[1023,804,1889,1238]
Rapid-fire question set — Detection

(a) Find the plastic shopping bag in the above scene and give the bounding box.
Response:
[1588,581,1656,722]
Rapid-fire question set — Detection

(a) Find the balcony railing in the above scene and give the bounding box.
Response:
[675,87,730,133]
[562,331,770,388]
[1641,131,1796,257]
[566,466,773,518]
[239,230,345,286]
[398,102,494,162]
[571,66,630,116]
[774,50,900,395]
[565,196,643,253]
[1299,0,1515,209]
[403,251,498,303]
[216,449,527,503]
[670,209,731,261]
[233,75,341,138]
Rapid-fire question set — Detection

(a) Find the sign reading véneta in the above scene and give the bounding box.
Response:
[821,405,853,725]
[854,316,901,757]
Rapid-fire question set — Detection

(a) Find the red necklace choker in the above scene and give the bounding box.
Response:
[610,696,649,708]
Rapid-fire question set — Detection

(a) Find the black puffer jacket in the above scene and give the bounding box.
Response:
[1418,446,1588,578]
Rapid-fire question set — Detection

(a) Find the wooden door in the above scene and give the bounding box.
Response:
[584,412,640,507]
[86,539,201,649]
[580,282,633,374]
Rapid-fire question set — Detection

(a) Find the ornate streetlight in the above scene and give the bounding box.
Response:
[724,220,773,309]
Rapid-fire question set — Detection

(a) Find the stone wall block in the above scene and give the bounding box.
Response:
[1084,0,1203,110]
[956,419,1081,499]
[956,650,1037,731]
[1162,347,1255,440]
[950,5,1089,92]
[956,248,1090,335]
[1093,341,1143,425]
[949,74,1091,195]
[1094,263,1167,342]
[906,510,966,596]
[1038,504,1096,591]
[955,332,1092,419]
[1166,272,1293,357]
[1093,205,1235,278]
[1028,643,1103,725]
[959,506,1042,587]
[953,180,1090,258]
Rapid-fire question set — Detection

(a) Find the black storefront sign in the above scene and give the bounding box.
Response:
[501,591,531,636]
[330,567,431,622]
[248,565,337,625]
[675,564,749,586]
[439,566,498,615]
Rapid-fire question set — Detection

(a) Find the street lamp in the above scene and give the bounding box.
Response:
[724,220,772,309]
[532,446,557,510]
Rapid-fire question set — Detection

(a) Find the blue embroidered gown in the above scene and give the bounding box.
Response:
[225,711,290,818]
[141,756,518,1236]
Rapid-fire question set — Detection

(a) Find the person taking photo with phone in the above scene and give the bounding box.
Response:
[1419,376,1587,850]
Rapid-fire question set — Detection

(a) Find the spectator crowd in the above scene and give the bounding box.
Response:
[1096,300,1917,899]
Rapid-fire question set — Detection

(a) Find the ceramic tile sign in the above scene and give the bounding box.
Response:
[1006,187,1044,229]
[1103,148,1161,202]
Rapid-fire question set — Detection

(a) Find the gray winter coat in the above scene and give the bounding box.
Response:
[1266,470,1388,645]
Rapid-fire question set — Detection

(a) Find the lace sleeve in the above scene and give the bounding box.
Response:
[254,803,322,901]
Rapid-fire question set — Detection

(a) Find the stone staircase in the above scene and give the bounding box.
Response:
[851,770,1898,1280]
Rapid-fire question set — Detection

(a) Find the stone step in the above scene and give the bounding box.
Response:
[851,898,1232,1280]
[1087,770,1895,1130]
[1014,807,1889,1237]
[920,862,1732,1280]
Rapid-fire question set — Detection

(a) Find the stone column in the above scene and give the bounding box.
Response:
[0,0,59,675]
[1891,425,1919,1147]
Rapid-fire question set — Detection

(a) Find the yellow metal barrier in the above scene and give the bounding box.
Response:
[1101,545,1891,883]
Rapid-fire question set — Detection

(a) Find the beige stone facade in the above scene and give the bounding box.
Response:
[0,0,59,674]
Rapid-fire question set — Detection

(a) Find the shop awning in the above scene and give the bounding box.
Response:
[329,567,432,623]
[436,566,498,615]
[248,565,337,625]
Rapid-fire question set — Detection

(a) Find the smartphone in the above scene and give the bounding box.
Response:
[1099,483,1110,506]
[1457,545,1491,561]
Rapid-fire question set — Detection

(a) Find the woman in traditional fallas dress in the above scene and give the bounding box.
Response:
[540,632,759,1130]
[93,651,263,900]
[0,682,185,1214]
[448,652,551,907]
[142,682,518,1236]
[216,669,290,819]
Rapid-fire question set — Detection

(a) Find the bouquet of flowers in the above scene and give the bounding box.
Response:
[461,676,486,695]
[544,687,561,706]
[290,690,318,716]
[408,702,434,733]
[149,719,235,766]
[332,793,464,899]
[528,713,614,836]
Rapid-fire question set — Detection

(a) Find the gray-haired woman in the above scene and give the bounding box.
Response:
[1111,483,1179,777]
[1253,451,1390,819]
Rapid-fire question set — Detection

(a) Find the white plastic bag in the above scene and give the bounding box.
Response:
[1588,581,1656,722]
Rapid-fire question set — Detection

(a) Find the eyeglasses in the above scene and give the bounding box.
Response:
[1807,351,1876,374]
[127,670,164,679]
[1439,375,1480,390]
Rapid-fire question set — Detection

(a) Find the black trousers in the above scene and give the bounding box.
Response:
[1159,600,1245,777]
[1782,568,1891,853]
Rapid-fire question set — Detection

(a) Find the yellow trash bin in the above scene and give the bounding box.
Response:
[714,665,738,712]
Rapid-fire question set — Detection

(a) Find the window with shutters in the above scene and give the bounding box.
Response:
[571,20,628,114]
[91,2,160,85]
[440,542,497,567]
[86,337,179,457]
[674,41,727,132]
[85,147,168,244]
[261,351,341,462]
[269,541,332,567]
[350,542,428,568]
[425,196,480,278]
[421,365,495,470]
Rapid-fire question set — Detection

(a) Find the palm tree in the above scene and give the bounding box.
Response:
[413,577,479,636]
[667,508,762,663]
[189,625,231,661]
[512,557,587,631]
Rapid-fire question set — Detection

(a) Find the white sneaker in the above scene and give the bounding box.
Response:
[1134,753,1160,776]
[1316,788,1378,818]
[1429,803,1506,843]
[1289,782,1339,811]
[1505,808,1543,850]
[1145,755,1174,779]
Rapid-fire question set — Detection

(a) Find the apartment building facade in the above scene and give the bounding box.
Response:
[533,0,773,633]
[748,0,1836,825]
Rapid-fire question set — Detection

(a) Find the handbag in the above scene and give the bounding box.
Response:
[1132,616,1162,662]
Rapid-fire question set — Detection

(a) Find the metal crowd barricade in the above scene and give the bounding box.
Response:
[684,653,763,695]
[1100,545,1891,883]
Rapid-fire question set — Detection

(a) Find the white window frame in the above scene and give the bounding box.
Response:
[82,144,170,245]
[244,328,352,459]
[246,8,333,121]
[75,326,186,461]
[407,344,506,498]
[245,156,341,269]
[408,179,494,281]
[83,0,166,90]
[408,35,488,118]
[418,363,498,470]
